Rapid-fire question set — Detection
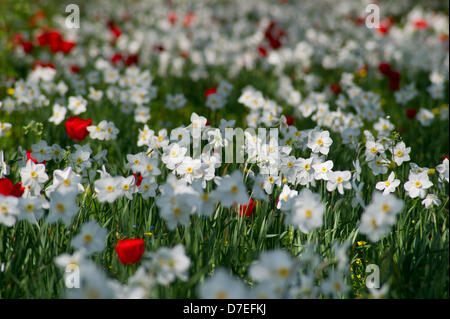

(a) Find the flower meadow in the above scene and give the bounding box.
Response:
[0,0,448,299]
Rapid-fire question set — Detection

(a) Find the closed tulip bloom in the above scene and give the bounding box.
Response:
[65,116,92,141]
[115,239,145,265]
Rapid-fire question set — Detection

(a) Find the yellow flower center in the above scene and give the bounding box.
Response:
[56,203,65,213]
[231,185,239,193]
[278,268,290,278]
[84,234,93,243]
[415,181,422,188]
[173,208,182,216]
[215,290,228,299]
[305,209,312,218]
[31,171,37,178]
[287,162,293,168]
[26,204,34,212]
[106,185,114,192]
[64,179,71,186]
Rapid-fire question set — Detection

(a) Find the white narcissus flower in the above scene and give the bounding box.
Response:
[134,106,151,123]
[0,150,9,178]
[45,167,84,197]
[47,191,79,226]
[31,140,52,163]
[49,103,67,125]
[94,176,123,203]
[421,194,441,209]
[365,141,384,161]
[138,176,158,199]
[392,142,411,166]
[18,196,48,223]
[286,188,325,234]
[312,160,333,181]
[211,170,248,208]
[375,171,401,195]
[198,268,248,299]
[0,195,20,226]
[249,250,294,284]
[162,143,187,170]
[436,158,449,183]
[320,269,349,298]
[87,121,108,140]
[404,171,433,199]
[277,184,298,211]
[368,156,389,176]
[176,157,202,184]
[373,118,394,136]
[71,220,108,255]
[147,244,191,285]
[19,160,49,195]
[326,170,351,195]
[307,130,333,155]
[416,108,434,126]
[68,96,87,115]
[88,87,103,101]
[118,175,137,200]
[359,192,404,242]
[261,174,281,195]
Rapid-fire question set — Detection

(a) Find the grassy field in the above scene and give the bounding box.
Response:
[0,0,448,299]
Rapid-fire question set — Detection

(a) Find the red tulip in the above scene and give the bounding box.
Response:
[330,83,341,95]
[258,46,268,57]
[26,150,45,165]
[125,54,139,66]
[235,198,257,218]
[183,12,195,27]
[70,65,81,73]
[115,239,145,265]
[133,173,143,187]
[0,178,24,198]
[389,79,400,91]
[285,116,294,126]
[378,62,391,76]
[21,41,33,53]
[60,40,76,54]
[33,61,56,70]
[205,87,217,98]
[405,109,418,119]
[65,116,92,141]
[10,182,25,198]
[111,53,123,64]
[168,11,177,25]
[0,178,13,196]
[413,19,428,29]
